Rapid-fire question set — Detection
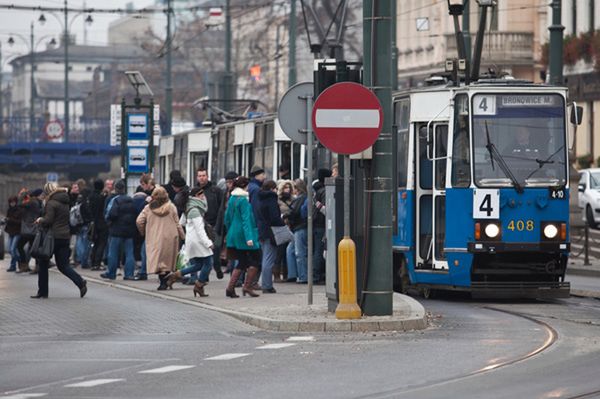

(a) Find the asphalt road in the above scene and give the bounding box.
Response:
[1,268,600,399]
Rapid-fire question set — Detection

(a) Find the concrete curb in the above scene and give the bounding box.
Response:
[571,289,600,299]
[73,272,428,333]
[568,267,600,278]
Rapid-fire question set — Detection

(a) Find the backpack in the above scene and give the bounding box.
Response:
[69,203,84,227]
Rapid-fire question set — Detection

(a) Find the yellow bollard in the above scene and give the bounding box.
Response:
[335,236,362,319]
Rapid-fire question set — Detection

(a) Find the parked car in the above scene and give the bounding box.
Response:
[578,168,600,228]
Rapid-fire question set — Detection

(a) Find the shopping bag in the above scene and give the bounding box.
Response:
[30,228,54,261]
[176,245,188,271]
[271,225,294,246]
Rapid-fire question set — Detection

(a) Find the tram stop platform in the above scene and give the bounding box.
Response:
[63,268,428,333]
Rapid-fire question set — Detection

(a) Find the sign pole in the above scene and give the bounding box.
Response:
[306,94,314,306]
[335,154,361,319]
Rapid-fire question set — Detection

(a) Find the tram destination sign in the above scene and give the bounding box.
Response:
[312,82,383,155]
[500,95,560,107]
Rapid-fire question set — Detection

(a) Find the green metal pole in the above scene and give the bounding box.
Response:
[549,0,564,85]
[224,0,232,111]
[64,0,69,142]
[463,0,471,62]
[363,0,393,316]
[391,0,397,90]
[30,22,35,138]
[165,0,173,135]
[288,0,297,87]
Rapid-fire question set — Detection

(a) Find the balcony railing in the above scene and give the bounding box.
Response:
[445,31,534,65]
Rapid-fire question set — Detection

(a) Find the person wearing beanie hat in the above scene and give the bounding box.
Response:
[16,187,43,273]
[29,188,44,198]
[194,167,224,279]
[89,179,109,271]
[248,165,266,223]
[164,170,183,202]
[225,171,239,181]
[101,179,137,281]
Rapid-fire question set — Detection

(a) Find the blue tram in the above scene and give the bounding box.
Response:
[392,81,581,298]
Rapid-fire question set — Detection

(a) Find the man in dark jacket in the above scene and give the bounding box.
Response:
[256,180,285,293]
[312,168,331,283]
[16,188,42,273]
[100,180,137,280]
[88,179,108,271]
[5,196,23,272]
[74,182,93,269]
[196,167,223,279]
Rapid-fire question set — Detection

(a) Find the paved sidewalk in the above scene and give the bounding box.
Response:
[0,257,427,333]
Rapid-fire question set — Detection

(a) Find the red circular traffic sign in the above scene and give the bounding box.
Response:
[312,82,383,155]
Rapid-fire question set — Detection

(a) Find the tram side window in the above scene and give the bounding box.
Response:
[435,125,448,190]
[419,124,433,190]
[451,94,471,187]
[264,122,274,177]
[395,99,410,188]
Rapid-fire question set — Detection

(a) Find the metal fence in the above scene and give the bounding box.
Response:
[1,116,111,145]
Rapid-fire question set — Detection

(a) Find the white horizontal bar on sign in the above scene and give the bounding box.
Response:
[64,379,124,388]
[315,109,380,128]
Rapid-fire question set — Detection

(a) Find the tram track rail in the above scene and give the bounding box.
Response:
[356,306,558,399]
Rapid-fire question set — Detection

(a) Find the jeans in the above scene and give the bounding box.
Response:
[38,238,85,296]
[140,240,147,276]
[286,240,297,280]
[106,236,135,279]
[179,256,213,283]
[9,234,20,269]
[294,228,308,283]
[17,234,35,264]
[76,225,91,268]
[260,239,278,290]
[313,227,325,282]
[91,228,108,268]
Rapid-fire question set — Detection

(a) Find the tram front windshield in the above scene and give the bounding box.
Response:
[472,93,566,188]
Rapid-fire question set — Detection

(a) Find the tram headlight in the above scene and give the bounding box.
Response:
[484,223,500,239]
[543,224,559,239]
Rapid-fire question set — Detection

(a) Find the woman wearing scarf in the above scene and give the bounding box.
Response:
[166,188,214,297]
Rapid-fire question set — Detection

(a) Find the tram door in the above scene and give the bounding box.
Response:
[432,124,448,270]
[415,124,432,269]
[415,123,448,270]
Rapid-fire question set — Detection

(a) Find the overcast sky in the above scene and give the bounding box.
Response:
[0,0,157,71]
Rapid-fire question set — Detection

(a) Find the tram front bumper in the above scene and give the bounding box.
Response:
[467,242,570,253]
[470,281,571,299]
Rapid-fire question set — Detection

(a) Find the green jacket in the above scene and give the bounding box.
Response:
[224,188,260,251]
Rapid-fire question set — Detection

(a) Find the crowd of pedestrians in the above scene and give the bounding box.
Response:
[3,164,337,299]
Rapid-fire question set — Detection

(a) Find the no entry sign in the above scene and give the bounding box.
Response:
[312,82,383,155]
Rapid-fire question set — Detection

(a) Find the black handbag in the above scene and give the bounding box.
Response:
[30,228,54,261]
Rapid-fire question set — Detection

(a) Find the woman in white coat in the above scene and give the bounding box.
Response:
[166,188,214,297]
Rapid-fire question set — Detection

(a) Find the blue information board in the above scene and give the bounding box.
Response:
[127,113,149,140]
[127,147,149,173]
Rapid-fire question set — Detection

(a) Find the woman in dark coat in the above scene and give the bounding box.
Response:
[16,188,42,273]
[31,182,87,299]
[256,180,285,293]
[5,196,23,272]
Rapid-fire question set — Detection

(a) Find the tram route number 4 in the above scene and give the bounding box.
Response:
[473,189,500,219]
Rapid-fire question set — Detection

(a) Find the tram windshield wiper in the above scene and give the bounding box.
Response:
[484,121,524,193]
[525,145,564,181]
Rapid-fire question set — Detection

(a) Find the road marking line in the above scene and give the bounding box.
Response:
[205,353,251,360]
[256,343,296,350]
[138,365,195,374]
[64,379,125,388]
[0,394,47,399]
[286,336,315,342]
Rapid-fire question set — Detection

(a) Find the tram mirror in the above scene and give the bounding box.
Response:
[570,105,583,125]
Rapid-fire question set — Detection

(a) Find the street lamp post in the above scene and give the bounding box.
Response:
[38,1,93,143]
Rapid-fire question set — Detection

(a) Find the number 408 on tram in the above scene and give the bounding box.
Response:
[392,80,583,298]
